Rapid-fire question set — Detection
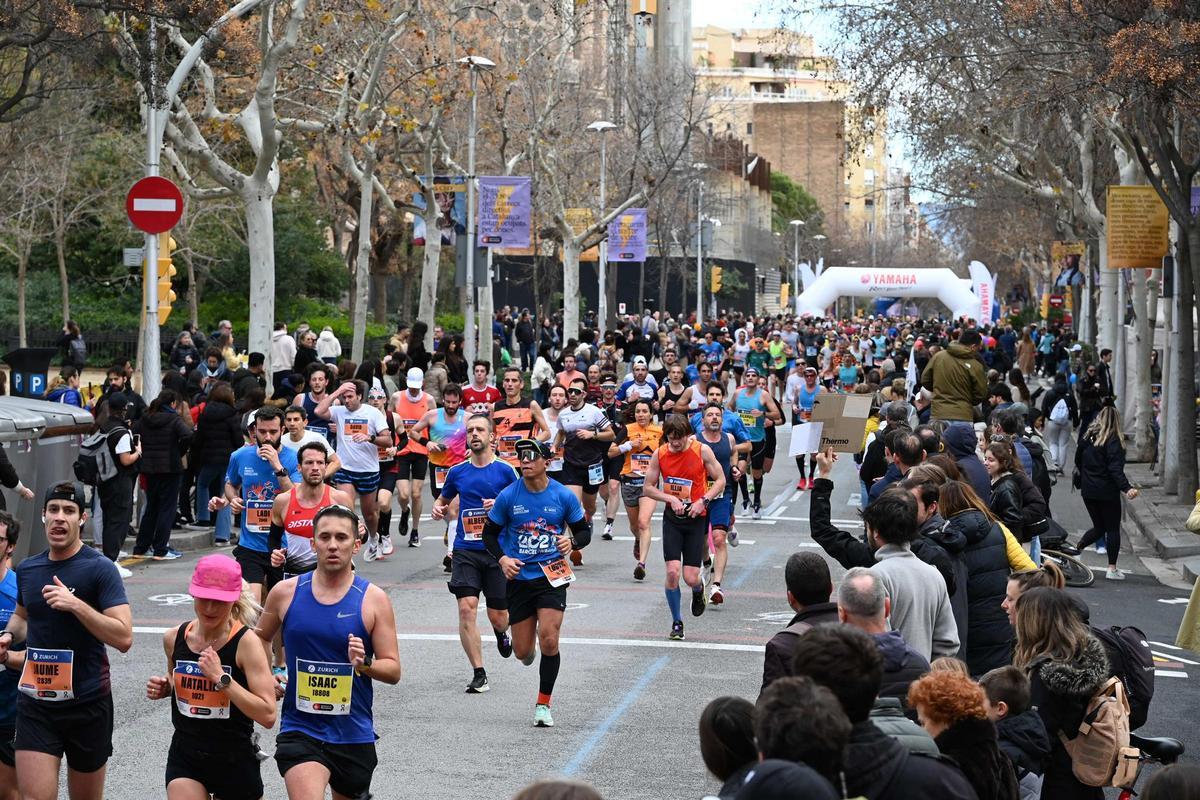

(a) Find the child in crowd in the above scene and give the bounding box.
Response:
[980,666,1052,800]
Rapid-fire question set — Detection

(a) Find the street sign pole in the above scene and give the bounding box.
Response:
[143,17,161,402]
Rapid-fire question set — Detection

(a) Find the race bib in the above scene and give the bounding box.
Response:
[587,462,604,486]
[631,452,652,476]
[245,499,272,534]
[738,411,757,427]
[305,424,328,436]
[19,648,74,701]
[343,419,369,439]
[664,476,693,503]
[461,508,487,541]
[173,660,233,719]
[401,418,419,434]
[800,408,813,422]
[434,466,450,487]
[548,457,564,472]
[294,659,354,715]
[541,558,576,588]
[497,435,520,455]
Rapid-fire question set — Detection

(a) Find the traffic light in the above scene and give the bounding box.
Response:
[157,232,177,325]
[781,282,790,307]
[711,264,722,293]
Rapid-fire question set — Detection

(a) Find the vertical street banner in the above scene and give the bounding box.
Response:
[477,176,532,249]
[564,208,599,262]
[1106,186,1169,268]
[412,177,466,246]
[607,208,648,262]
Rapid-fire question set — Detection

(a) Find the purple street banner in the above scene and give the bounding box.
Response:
[608,208,648,262]
[1191,186,1200,219]
[477,176,532,249]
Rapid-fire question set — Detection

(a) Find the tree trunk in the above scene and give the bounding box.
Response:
[371,273,388,324]
[244,187,276,378]
[17,249,28,348]
[478,250,494,365]
[416,206,442,352]
[562,239,581,344]
[351,161,374,363]
[1173,225,1200,497]
[54,223,70,323]
[658,256,669,315]
[532,254,542,323]
[638,260,645,314]
[1128,271,1154,461]
[185,245,199,328]
[605,258,618,329]
[1097,235,1117,351]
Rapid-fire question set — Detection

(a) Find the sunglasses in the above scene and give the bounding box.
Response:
[518,449,543,462]
[567,388,585,395]
[601,384,617,390]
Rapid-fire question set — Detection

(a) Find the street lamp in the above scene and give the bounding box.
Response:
[789,219,805,301]
[587,120,617,333]
[457,54,495,365]
[812,233,827,264]
[693,162,708,325]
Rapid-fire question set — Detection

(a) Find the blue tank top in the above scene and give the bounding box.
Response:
[302,393,331,438]
[281,574,375,744]
[699,430,734,489]
[798,384,820,413]
[0,570,17,725]
[733,389,767,442]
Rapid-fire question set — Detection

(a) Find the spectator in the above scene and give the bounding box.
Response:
[94,396,139,576]
[102,364,146,422]
[868,429,924,502]
[985,440,1048,546]
[226,351,267,401]
[942,423,992,503]
[532,344,556,406]
[789,626,978,800]
[1076,362,1104,432]
[859,402,910,492]
[168,331,201,373]
[898,470,959,595]
[1073,405,1138,580]
[1001,562,1065,627]
[216,331,240,372]
[187,348,230,401]
[754,676,850,790]
[760,552,839,696]
[921,328,988,423]
[512,781,602,800]
[516,311,537,371]
[190,383,241,546]
[407,322,430,372]
[979,666,1051,800]
[293,328,321,376]
[43,366,84,407]
[1016,328,1036,377]
[1096,348,1114,399]
[1142,764,1200,800]
[316,326,343,364]
[1012,587,1110,800]
[132,389,193,559]
[57,319,86,370]
[931,656,971,675]
[269,322,297,396]
[698,697,758,800]
[990,408,1036,479]
[908,671,1019,800]
[423,353,449,404]
[1040,374,1078,471]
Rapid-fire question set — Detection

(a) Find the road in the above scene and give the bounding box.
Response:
[92,423,1194,800]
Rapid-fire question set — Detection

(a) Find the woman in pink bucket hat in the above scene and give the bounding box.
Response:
[145,554,278,799]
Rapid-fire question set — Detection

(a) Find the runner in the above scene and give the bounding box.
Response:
[294,363,334,442]
[672,361,715,414]
[431,414,519,693]
[408,384,467,566]
[366,387,401,557]
[640,417,726,640]
[649,347,679,386]
[554,377,616,566]
[745,337,772,385]
[689,381,751,525]
[256,505,401,800]
[615,356,659,410]
[145,555,276,800]
[0,482,133,800]
[268,443,355,579]
[390,368,436,548]
[462,360,501,414]
[656,364,688,421]
[606,399,662,580]
[729,367,783,519]
[598,374,625,541]
[0,512,19,800]
[281,405,341,478]
[491,366,551,469]
[787,365,822,490]
[767,331,790,403]
[314,380,392,561]
[696,403,749,605]
[730,329,750,386]
[481,439,591,727]
[756,368,784,484]
[542,384,568,484]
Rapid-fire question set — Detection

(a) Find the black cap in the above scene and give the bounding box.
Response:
[43,481,86,512]
[733,760,835,800]
[514,438,552,460]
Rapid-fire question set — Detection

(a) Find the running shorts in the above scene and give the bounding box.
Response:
[708,496,732,529]
[377,469,398,494]
[395,453,428,481]
[165,736,263,800]
[234,545,281,587]
[662,513,708,568]
[0,724,12,767]
[764,426,777,460]
[14,693,113,773]
[619,477,645,507]
[506,576,568,626]
[603,454,624,482]
[448,549,509,608]
[275,730,377,800]
[334,468,381,495]
[750,439,768,470]
[560,461,603,495]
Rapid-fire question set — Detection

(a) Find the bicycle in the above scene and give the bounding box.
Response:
[1118,733,1185,799]
[1039,524,1094,587]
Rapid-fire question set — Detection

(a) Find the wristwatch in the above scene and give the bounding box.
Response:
[356,655,373,675]
[274,467,289,477]
[214,673,233,691]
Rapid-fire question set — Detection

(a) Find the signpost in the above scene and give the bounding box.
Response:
[126,177,184,234]
[127,175,183,401]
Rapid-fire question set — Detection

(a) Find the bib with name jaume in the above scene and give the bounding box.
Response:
[19,648,74,701]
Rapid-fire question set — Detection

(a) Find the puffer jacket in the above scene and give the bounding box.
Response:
[1027,636,1110,800]
[996,709,1051,800]
[870,697,939,756]
[1075,435,1131,502]
[943,423,992,504]
[190,400,243,466]
[941,509,1013,675]
[133,408,193,474]
[921,342,988,422]
[934,717,1019,800]
[842,720,978,800]
[875,630,932,704]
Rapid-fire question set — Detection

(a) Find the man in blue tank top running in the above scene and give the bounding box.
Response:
[256,505,401,800]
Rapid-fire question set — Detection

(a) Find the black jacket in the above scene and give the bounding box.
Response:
[874,630,931,705]
[940,510,1013,675]
[1040,384,1078,426]
[732,759,837,800]
[942,423,991,504]
[842,721,979,800]
[995,708,1050,780]
[989,473,1047,543]
[0,442,19,509]
[1075,435,1131,502]
[292,345,320,376]
[759,602,840,698]
[1027,636,1110,800]
[861,429,891,488]
[920,512,960,597]
[132,409,192,474]
[515,320,535,346]
[190,401,243,466]
[1076,374,1103,415]
[934,717,1019,800]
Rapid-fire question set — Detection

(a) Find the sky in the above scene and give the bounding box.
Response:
[690,0,837,51]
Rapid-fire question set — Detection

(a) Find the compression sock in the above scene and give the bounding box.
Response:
[665,586,682,622]
[377,510,391,538]
[738,475,750,505]
[795,457,806,478]
[606,517,614,526]
[753,477,763,508]
[538,653,561,701]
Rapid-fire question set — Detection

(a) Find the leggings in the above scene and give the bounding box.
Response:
[795,455,816,479]
[1078,496,1123,565]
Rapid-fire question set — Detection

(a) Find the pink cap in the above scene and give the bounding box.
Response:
[189,554,243,603]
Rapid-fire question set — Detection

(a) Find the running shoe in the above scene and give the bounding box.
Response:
[703,554,713,569]
[364,543,381,562]
[691,587,708,617]
[570,549,583,566]
[1105,567,1125,581]
[399,508,410,534]
[534,704,554,728]
[806,478,815,490]
[466,673,490,693]
[602,522,613,541]
[497,631,513,659]
[443,553,452,573]
[213,539,232,548]
[752,505,762,520]
[795,479,805,490]
[669,620,685,640]
[633,562,646,581]
[1096,543,1107,555]
[153,550,182,561]
[709,585,724,605]
[728,527,739,547]
[741,498,750,511]
[408,530,420,548]
[380,534,394,556]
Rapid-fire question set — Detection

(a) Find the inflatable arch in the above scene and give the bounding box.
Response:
[795,261,996,322]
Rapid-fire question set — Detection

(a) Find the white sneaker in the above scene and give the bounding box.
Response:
[364,543,381,562]
[728,527,739,547]
[1105,567,1125,581]
[380,534,394,556]
[116,565,133,579]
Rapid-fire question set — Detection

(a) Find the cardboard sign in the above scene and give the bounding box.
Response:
[787,394,873,456]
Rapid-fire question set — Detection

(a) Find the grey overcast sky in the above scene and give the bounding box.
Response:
[691,0,836,51]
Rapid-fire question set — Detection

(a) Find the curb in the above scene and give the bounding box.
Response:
[1124,497,1200,560]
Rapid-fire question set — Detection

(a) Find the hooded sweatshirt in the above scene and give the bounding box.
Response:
[995,709,1051,800]
[921,342,988,422]
[841,721,978,800]
[942,423,992,503]
[874,629,932,705]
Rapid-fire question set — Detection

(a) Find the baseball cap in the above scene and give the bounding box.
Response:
[744,366,759,377]
[367,386,386,400]
[406,367,424,389]
[189,554,244,603]
[631,356,647,367]
[804,366,817,375]
[1071,343,1083,352]
[43,481,85,512]
[514,438,552,461]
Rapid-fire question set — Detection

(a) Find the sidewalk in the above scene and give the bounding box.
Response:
[1122,463,1200,581]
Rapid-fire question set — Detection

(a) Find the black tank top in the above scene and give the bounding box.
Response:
[660,384,685,417]
[170,622,253,751]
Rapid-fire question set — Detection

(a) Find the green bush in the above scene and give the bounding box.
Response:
[435,312,464,333]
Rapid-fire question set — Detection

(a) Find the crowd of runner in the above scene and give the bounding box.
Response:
[0,306,1186,799]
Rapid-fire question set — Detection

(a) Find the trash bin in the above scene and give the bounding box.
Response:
[0,404,46,565]
[2,347,58,398]
[0,397,93,565]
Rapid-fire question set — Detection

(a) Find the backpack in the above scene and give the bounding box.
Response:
[1050,397,1070,425]
[1059,676,1140,788]
[1092,624,1155,731]
[73,428,120,485]
[68,336,86,367]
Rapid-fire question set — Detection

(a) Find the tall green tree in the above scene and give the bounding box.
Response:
[770,172,823,234]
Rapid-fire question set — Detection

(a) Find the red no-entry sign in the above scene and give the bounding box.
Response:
[126,176,184,234]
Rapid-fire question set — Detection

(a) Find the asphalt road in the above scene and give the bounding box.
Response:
[78,424,1195,799]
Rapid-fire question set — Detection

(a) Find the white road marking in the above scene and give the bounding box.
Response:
[1155,670,1189,678]
[1154,650,1200,666]
[795,542,822,548]
[1158,598,1190,605]
[790,491,803,502]
[770,506,788,519]
[607,535,757,545]
[847,493,861,506]
[1151,641,1183,650]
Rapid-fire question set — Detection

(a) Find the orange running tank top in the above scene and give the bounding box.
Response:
[396,391,430,456]
[655,440,707,505]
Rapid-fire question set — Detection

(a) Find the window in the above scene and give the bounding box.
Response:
[746,122,753,135]
[863,168,875,185]
[864,198,874,207]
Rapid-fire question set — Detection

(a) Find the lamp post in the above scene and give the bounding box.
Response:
[789,219,804,306]
[693,162,708,325]
[587,120,617,333]
[457,55,495,365]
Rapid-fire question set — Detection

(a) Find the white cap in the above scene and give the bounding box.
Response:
[406,367,424,388]
[1071,343,1083,352]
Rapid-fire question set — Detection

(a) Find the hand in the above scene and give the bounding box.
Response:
[688,499,707,518]
[0,633,10,662]
[430,503,446,521]
[357,519,369,542]
[751,408,763,417]
[630,436,643,449]
[1126,488,1139,500]
[208,496,229,514]
[347,634,367,669]
[668,498,686,516]
[339,382,356,396]
[351,433,370,444]
[17,485,34,500]
[198,646,225,684]
[146,675,172,701]
[815,446,837,478]
[271,548,286,568]
[427,441,445,454]
[229,496,245,514]
[731,463,744,481]
[42,576,79,614]
[384,446,397,458]
[576,429,593,440]
[555,534,573,556]
[258,445,282,471]
[482,498,495,511]
[499,555,524,579]
[273,672,286,699]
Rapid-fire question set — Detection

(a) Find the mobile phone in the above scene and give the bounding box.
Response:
[132,434,141,450]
